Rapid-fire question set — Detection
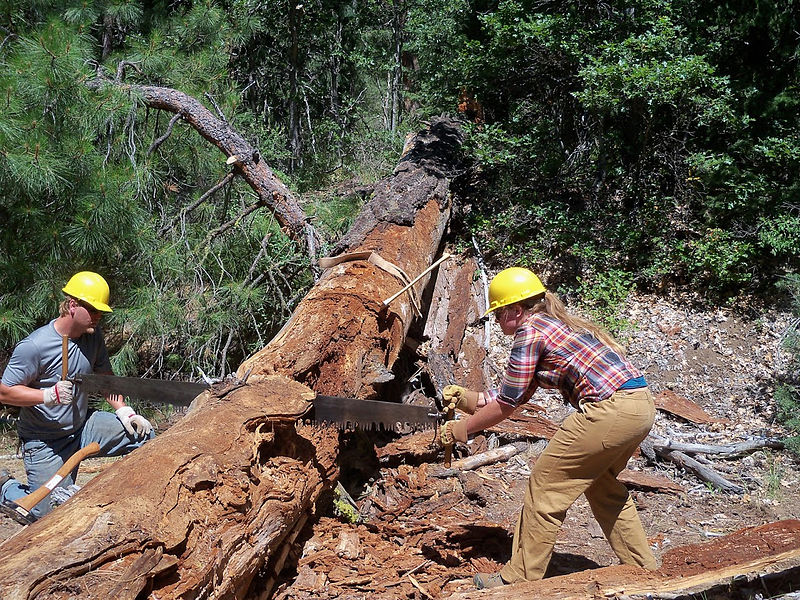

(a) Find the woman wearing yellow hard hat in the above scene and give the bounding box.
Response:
[440,267,657,588]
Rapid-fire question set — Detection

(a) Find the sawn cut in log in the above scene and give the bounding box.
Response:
[0,117,465,600]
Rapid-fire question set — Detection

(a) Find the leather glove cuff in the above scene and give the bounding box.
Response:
[459,389,479,415]
[440,419,469,445]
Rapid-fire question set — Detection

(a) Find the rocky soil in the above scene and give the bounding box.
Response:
[1,292,799,598]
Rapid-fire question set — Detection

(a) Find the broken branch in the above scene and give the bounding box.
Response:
[657,449,744,494]
[429,441,528,478]
[651,436,785,458]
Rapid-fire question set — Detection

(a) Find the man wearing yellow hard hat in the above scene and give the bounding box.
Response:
[440,267,657,588]
[0,271,154,519]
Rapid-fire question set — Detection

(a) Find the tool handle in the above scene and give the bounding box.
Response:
[382,253,452,306]
[443,405,455,468]
[16,442,101,512]
[61,335,68,381]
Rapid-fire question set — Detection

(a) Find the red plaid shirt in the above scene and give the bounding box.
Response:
[487,313,641,409]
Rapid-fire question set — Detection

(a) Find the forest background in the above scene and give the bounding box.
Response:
[0,0,798,442]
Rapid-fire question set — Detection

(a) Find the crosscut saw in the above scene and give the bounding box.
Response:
[74,373,439,432]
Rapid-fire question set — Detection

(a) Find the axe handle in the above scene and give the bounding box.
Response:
[15,442,101,512]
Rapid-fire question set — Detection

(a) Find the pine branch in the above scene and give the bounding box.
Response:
[204,92,228,123]
[205,197,268,243]
[158,172,235,235]
[148,112,182,156]
[116,60,141,82]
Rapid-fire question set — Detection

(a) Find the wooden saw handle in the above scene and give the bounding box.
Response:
[16,442,101,512]
[443,405,455,468]
[61,335,68,381]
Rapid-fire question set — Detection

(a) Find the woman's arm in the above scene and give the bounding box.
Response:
[465,398,517,435]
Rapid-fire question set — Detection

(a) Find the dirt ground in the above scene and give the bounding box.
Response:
[1,292,799,598]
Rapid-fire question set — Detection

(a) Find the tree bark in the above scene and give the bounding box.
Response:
[0,117,465,599]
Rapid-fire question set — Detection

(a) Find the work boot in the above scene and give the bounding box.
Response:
[473,572,508,589]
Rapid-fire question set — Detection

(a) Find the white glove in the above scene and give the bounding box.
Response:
[42,381,74,406]
[115,406,153,438]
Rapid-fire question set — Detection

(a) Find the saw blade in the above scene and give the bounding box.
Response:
[74,373,209,406]
[312,395,439,432]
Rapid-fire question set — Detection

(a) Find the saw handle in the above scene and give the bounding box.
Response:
[15,442,101,512]
[443,405,455,468]
[61,335,68,381]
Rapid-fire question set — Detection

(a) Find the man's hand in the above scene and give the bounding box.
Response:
[442,385,479,414]
[42,381,74,406]
[115,406,154,438]
[439,419,468,447]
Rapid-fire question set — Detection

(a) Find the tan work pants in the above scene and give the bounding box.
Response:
[500,388,658,583]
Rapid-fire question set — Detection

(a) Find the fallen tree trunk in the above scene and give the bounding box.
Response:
[0,117,465,599]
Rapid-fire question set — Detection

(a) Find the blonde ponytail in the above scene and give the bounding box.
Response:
[526,291,625,355]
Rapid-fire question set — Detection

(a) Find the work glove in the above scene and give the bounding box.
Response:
[42,381,74,406]
[439,419,468,447]
[442,385,479,415]
[115,406,154,438]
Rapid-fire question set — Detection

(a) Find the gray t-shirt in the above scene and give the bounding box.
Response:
[1,319,112,440]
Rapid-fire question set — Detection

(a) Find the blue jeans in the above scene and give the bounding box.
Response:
[0,410,154,518]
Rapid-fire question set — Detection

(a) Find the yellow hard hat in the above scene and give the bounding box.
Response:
[62,271,112,313]
[485,267,546,315]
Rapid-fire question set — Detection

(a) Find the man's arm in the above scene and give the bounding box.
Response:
[0,382,46,406]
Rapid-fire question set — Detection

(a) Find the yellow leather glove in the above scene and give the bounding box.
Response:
[442,385,479,415]
[439,419,468,447]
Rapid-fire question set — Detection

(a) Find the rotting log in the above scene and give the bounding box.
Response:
[449,520,800,600]
[237,116,465,397]
[0,117,465,600]
[422,256,491,394]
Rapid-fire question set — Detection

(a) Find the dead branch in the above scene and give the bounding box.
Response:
[115,60,141,82]
[428,441,528,478]
[158,171,235,235]
[657,449,744,493]
[148,112,182,156]
[206,197,268,243]
[652,436,785,458]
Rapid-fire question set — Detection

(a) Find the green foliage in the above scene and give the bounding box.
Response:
[776,274,800,456]
[2,0,799,385]
[575,270,635,335]
[407,0,799,299]
[0,1,317,379]
[332,481,361,524]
